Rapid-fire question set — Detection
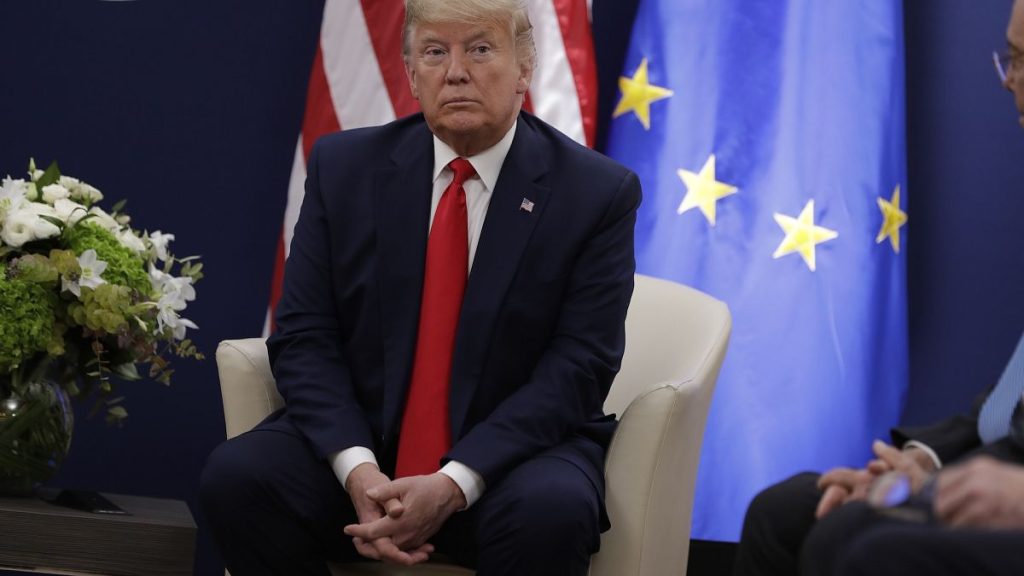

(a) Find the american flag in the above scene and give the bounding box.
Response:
[264,0,598,334]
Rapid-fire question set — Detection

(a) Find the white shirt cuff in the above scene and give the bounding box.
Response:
[440,460,486,509]
[902,440,943,470]
[328,447,378,491]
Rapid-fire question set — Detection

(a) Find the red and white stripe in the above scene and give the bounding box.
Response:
[265,0,597,334]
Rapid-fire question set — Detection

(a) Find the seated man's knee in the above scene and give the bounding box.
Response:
[506,463,599,544]
[743,472,821,534]
[200,437,263,518]
[800,502,882,576]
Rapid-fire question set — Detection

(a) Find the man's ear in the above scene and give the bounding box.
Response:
[406,62,420,100]
[516,63,533,95]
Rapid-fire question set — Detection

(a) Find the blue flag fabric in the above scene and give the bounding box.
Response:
[605,1,908,540]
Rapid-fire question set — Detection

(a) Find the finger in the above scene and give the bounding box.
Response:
[816,485,849,519]
[943,497,988,528]
[866,458,892,475]
[818,468,857,490]
[345,516,395,541]
[352,537,381,560]
[849,478,870,501]
[372,538,420,566]
[871,440,907,468]
[384,497,404,519]
[933,469,972,522]
[367,480,403,504]
[396,542,434,564]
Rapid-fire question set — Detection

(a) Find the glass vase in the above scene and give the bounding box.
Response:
[0,377,74,496]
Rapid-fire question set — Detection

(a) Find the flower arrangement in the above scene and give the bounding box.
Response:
[0,159,203,424]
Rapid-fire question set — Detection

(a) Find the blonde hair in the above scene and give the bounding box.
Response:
[403,0,537,71]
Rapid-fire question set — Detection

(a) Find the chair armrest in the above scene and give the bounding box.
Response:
[215,338,283,439]
[591,373,721,575]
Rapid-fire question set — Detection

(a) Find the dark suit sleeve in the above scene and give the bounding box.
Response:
[890,389,988,464]
[445,169,641,486]
[266,141,375,459]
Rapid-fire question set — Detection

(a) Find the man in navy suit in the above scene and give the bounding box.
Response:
[733,2,1024,574]
[200,0,640,574]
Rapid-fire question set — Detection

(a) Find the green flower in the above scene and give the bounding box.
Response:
[65,223,152,297]
[66,283,134,334]
[0,266,56,372]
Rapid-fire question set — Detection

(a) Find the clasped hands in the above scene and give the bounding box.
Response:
[343,462,467,565]
[816,440,1024,529]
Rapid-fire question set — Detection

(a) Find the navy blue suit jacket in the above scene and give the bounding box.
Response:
[266,112,640,491]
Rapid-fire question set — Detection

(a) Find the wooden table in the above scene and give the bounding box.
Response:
[0,489,195,576]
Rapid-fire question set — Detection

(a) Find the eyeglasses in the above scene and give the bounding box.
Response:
[994,49,1023,83]
[995,51,1012,83]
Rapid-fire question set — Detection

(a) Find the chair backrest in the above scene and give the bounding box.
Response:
[216,338,282,439]
[215,274,731,576]
[592,274,731,576]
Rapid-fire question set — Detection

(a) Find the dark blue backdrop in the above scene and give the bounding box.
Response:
[1,1,1022,574]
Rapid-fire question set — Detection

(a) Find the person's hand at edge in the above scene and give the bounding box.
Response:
[934,456,1024,529]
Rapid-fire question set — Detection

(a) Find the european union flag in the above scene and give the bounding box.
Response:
[605,1,908,540]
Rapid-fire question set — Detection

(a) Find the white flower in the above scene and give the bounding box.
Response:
[60,175,104,203]
[148,230,175,262]
[150,265,198,339]
[117,229,146,253]
[1,205,61,247]
[149,265,196,305]
[40,184,70,204]
[0,177,28,218]
[62,249,108,297]
[87,205,121,233]
[156,296,199,340]
[24,200,60,221]
[53,198,89,226]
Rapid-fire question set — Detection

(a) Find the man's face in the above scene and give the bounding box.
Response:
[1006,0,1024,125]
[406,19,531,155]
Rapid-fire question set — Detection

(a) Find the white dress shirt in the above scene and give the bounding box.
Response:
[328,121,519,508]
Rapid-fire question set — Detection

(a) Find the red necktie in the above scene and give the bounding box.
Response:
[395,158,475,477]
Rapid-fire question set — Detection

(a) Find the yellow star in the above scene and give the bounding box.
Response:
[876,185,907,253]
[676,154,739,226]
[772,200,839,271]
[612,58,674,130]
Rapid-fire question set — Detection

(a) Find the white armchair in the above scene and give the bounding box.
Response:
[215,274,731,576]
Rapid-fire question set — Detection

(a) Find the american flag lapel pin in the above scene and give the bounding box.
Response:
[519,198,535,213]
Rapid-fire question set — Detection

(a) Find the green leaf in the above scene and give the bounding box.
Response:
[39,215,66,231]
[105,405,128,425]
[111,363,141,381]
[72,213,98,226]
[110,199,127,214]
[35,160,61,190]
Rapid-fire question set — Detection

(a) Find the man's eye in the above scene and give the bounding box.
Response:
[472,45,492,55]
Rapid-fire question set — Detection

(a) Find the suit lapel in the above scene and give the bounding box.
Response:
[450,117,552,439]
[374,121,434,442]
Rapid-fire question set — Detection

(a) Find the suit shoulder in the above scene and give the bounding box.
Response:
[520,114,634,181]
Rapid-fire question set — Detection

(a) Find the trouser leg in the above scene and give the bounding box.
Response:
[733,472,822,576]
[440,436,605,576]
[200,425,360,576]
